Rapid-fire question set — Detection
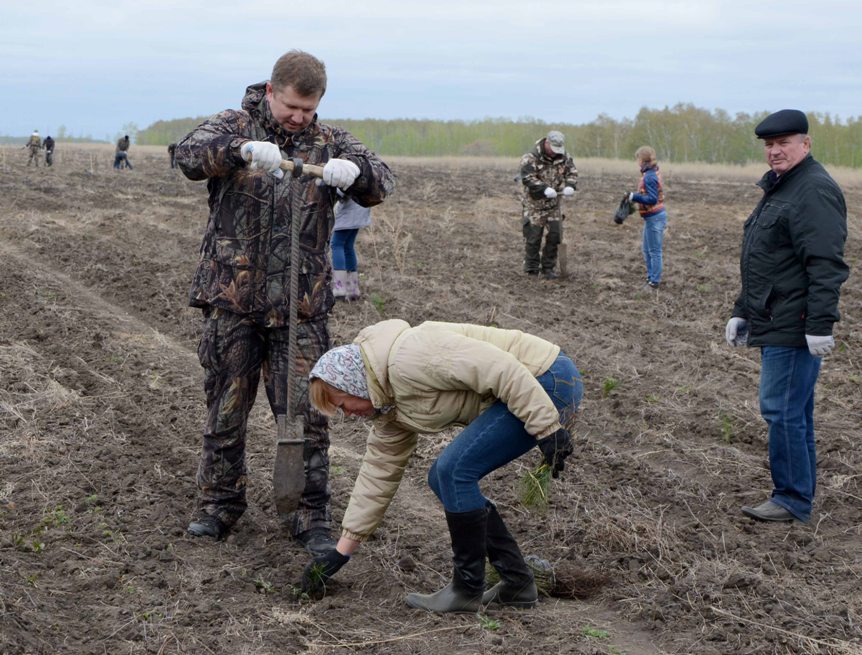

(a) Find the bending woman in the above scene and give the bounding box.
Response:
[303,318,583,612]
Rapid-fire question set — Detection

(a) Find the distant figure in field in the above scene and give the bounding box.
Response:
[626,145,668,289]
[519,130,578,279]
[726,109,849,524]
[26,130,42,167]
[43,135,55,167]
[331,191,371,301]
[167,142,177,168]
[114,135,133,170]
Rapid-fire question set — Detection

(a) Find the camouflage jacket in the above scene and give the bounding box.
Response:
[519,139,578,221]
[176,82,395,326]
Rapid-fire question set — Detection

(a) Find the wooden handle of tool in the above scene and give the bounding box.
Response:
[238,145,324,179]
[280,159,325,178]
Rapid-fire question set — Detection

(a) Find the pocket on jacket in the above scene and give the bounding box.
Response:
[754,285,774,319]
[197,312,219,370]
[754,204,788,251]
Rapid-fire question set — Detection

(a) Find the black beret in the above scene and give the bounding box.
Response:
[755,109,809,139]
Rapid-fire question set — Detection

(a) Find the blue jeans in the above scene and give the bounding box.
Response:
[113,152,133,170]
[641,210,667,284]
[759,346,822,522]
[331,229,359,270]
[427,353,583,513]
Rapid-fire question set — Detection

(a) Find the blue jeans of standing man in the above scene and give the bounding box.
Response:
[331,228,359,270]
[759,346,822,522]
[427,352,583,513]
[642,210,667,285]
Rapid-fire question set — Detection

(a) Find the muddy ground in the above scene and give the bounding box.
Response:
[0,144,860,655]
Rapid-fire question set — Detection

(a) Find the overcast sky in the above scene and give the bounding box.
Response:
[2,0,860,140]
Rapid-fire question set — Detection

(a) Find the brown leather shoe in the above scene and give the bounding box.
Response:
[741,500,795,522]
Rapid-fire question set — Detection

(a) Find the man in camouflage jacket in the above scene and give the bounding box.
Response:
[26,130,42,167]
[519,131,578,279]
[176,50,395,554]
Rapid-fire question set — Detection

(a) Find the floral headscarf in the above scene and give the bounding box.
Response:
[309,344,370,399]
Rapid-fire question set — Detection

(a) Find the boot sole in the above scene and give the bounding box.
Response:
[481,594,538,609]
[486,599,537,609]
[405,594,481,613]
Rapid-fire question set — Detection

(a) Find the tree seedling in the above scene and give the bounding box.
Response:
[369,292,386,314]
[719,412,734,443]
[581,625,610,639]
[253,575,275,594]
[478,614,501,631]
[602,377,620,398]
[519,463,552,511]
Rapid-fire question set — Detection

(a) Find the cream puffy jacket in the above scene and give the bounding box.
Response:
[341,319,562,541]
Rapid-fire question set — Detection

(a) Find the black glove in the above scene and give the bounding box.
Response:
[537,428,573,478]
[301,549,350,596]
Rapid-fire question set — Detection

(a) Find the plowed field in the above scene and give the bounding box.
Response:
[1,144,860,655]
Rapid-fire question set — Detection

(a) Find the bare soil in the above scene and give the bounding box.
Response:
[1,144,860,655]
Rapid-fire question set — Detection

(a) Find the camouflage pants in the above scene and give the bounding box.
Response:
[27,148,40,166]
[195,306,331,536]
[523,219,561,273]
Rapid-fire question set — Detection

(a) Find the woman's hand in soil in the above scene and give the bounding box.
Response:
[537,428,573,478]
[301,549,350,596]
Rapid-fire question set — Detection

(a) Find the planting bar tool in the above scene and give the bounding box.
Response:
[272,157,322,516]
[557,191,575,277]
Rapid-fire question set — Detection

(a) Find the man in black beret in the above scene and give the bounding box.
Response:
[726,109,849,523]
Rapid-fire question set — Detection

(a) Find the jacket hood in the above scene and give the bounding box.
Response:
[241,81,268,115]
[353,318,411,407]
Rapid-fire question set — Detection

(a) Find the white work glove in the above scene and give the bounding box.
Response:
[562,186,575,197]
[240,141,284,179]
[628,192,635,202]
[805,334,834,357]
[323,158,360,189]
[544,187,557,199]
[725,317,748,347]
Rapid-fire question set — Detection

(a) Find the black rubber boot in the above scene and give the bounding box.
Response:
[187,512,229,540]
[540,220,561,274]
[405,507,488,613]
[523,222,543,274]
[482,502,538,608]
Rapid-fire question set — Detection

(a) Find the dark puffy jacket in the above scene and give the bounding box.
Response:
[176,82,395,326]
[732,155,849,347]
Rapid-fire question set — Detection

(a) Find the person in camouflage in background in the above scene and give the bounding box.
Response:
[175,50,395,555]
[519,131,578,279]
[26,130,42,167]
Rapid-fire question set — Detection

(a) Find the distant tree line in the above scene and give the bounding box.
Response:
[135,103,862,168]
